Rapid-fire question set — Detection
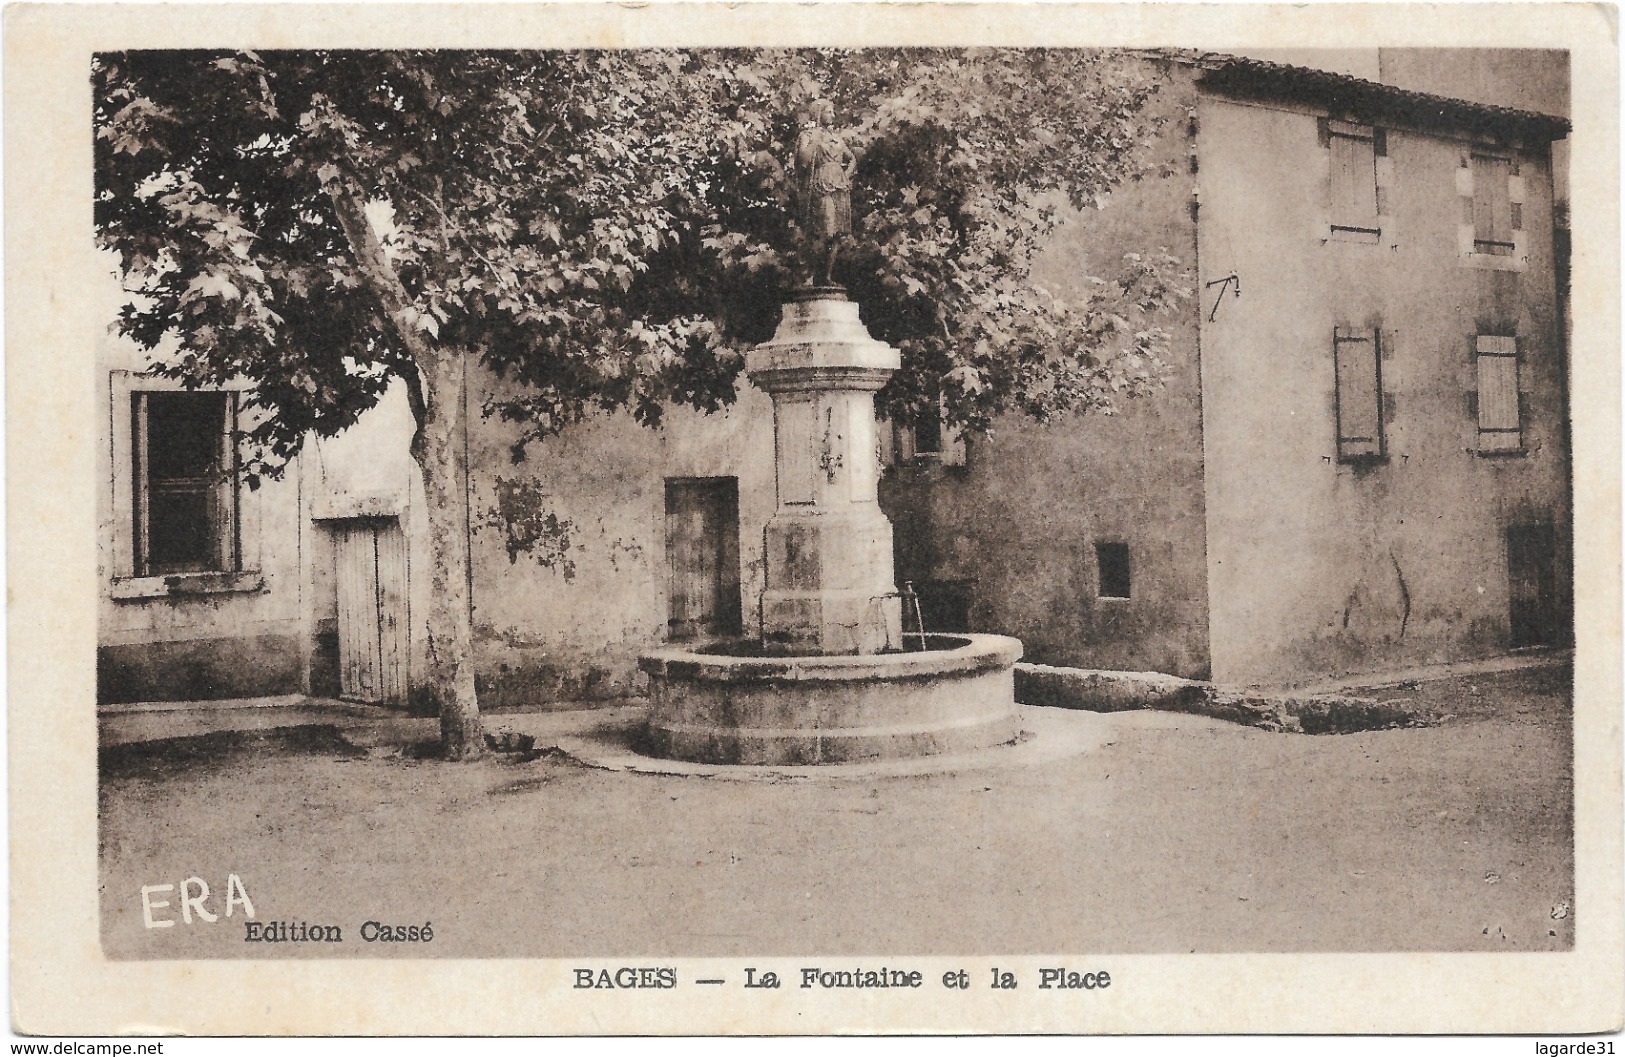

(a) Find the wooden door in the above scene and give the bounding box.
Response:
[1507,523,1558,648]
[665,478,742,641]
[336,517,409,705]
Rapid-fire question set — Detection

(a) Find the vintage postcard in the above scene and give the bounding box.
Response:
[7,1,1621,1038]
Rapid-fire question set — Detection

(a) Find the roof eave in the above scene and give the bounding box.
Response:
[1192,57,1570,145]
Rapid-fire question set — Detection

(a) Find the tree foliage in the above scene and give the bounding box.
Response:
[96,48,1191,759]
[95,48,1189,472]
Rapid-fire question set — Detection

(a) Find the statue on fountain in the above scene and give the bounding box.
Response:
[790,99,856,289]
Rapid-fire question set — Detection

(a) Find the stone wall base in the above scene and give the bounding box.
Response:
[1014,662,1431,735]
[98,635,302,704]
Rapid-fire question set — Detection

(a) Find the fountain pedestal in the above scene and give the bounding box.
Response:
[747,291,903,655]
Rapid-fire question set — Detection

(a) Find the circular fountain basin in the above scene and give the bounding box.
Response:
[637,633,1024,765]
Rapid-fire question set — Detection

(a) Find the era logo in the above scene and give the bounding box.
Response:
[141,874,256,929]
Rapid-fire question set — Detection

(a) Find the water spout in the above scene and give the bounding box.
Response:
[871,582,929,651]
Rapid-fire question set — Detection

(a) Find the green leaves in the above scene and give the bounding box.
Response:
[95,47,1187,469]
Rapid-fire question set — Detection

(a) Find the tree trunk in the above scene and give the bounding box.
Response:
[319,175,484,761]
[411,347,483,759]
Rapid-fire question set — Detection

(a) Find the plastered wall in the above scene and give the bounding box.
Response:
[462,368,777,706]
[880,76,1215,680]
[1195,92,1570,686]
[95,263,306,703]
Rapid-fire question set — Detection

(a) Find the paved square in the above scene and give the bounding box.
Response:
[100,664,1572,958]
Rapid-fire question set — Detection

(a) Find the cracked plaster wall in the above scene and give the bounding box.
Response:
[1195,92,1571,686]
[879,72,1214,680]
[463,366,776,706]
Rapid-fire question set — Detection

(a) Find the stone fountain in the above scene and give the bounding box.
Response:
[637,102,1022,765]
[637,287,1023,765]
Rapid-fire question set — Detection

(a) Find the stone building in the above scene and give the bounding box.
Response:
[97,50,1573,705]
[96,345,307,703]
[889,51,1572,685]
[95,301,431,704]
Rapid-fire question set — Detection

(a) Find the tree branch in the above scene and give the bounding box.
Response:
[322,173,434,445]
[400,359,428,438]
[407,183,513,291]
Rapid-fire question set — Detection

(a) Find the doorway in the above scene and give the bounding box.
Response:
[1507,522,1559,648]
[334,516,409,705]
[665,477,743,641]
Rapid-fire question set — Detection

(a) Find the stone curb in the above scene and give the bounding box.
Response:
[537,705,1120,782]
[1014,663,1431,735]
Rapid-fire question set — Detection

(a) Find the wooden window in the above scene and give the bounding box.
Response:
[1096,541,1131,600]
[1333,326,1385,462]
[1471,152,1515,256]
[1327,121,1382,238]
[132,390,239,576]
[893,395,966,467]
[1475,335,1523,452]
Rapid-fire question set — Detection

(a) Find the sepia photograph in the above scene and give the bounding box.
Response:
[8,1,1621,1038]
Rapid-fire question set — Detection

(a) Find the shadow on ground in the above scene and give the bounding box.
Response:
[100,724,368,780]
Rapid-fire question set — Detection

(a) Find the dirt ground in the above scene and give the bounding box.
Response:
[98,663,1573,958]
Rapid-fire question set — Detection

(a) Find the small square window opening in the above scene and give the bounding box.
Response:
[1096,541,1131,600]
[912,401,944,456]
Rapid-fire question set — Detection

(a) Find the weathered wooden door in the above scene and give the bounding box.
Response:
[1507,523,1559,648]
[665,478,742,641]
[336,517,409,705]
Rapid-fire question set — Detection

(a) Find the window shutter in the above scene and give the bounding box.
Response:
[877,414,897,468]
[1472,154,1514,255]
[1326,124,1378,234]
[1475,335,1521,450]
[1329,128,1378,231]
[941,424,966,467]
[132,392,151,577]
[1334,326,1384,460]
[893,419,916,463]
[218,391,240,572]
[939,393,966,467]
